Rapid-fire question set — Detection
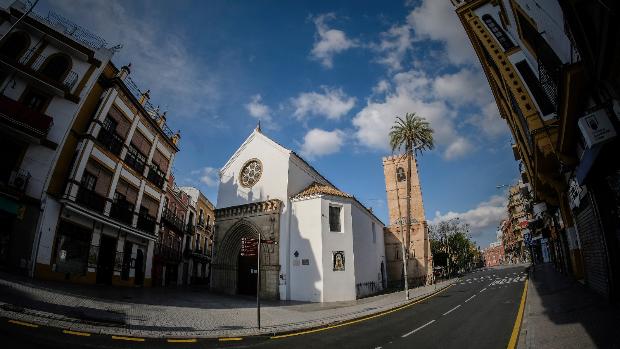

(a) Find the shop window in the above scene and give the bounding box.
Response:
[54,221,92,274]
[329,205,341,232]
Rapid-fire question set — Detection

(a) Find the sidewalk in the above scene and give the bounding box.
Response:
[0,271,454,338]
[519,263,620,349]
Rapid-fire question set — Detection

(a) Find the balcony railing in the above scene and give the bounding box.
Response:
[137,211,156,234]
[96,127,124,156]
[76,186,106,214]
[155,243,182,262]
[124,147,146,174]
[185,224,196,235]
[110,199,134,226]
[147,164,165,189]
[0,94,53,138]
[161,207,185,233]
[19,50,78,90]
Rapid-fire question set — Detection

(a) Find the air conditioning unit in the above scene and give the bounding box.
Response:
[9,170,31,192]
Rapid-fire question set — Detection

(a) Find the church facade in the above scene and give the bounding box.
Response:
[211,128,387,302]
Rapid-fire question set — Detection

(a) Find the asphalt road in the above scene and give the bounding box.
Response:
[0,265,527,349]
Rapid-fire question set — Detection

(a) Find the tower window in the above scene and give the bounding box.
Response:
[396,167,406,182]
[329,205,341,232]
[482,14,515,51]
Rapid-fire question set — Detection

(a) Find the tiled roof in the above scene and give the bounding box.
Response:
[292,182,352,200]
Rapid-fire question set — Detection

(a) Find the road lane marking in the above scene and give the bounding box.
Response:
[7,319,39,328]
[111,336,145,342]
[270,284,454,339]
[480,287,487,292]
[219,337,243,341]
[442,304,461,316]
[465,295,476,302]
[402,320,435,337]
[507,279,529,349]
[167,338,197,343]
[63,330,91,337]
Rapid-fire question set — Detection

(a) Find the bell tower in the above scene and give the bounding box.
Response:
[382,154,432,284]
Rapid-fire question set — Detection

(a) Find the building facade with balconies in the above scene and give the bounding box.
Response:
[0,1,114,273]
[33,61,179,287]
[453,0,620,301]
[179,186,215,286]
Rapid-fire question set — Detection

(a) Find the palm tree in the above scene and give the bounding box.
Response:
[389,112,434,260]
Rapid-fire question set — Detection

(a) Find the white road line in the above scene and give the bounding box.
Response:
[442,304,461,316]
[465,295,476,302]
[402,320,436,338]
[480,287,487,293]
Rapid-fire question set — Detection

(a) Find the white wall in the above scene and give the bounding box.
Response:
[351,203,386,298]
[290,197,323,302]
[321,197,356,302]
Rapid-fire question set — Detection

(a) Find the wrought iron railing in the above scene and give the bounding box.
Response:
[147,164,165,189]
[124,75,175,139]
[185,224,196,235]
[155,243,182,262]
[124,146,146,174]
[96,127,123,156]
[28,9,108,50]
[76,186,106,214]
[161,207,185,233]
[0,94,53,137]
[137,211,157,234]
[110,199,134,225]
[19,50,78,90]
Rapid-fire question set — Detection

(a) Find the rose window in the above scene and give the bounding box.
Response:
[240,159,262,187]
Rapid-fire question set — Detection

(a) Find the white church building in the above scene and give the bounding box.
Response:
[211,127,387,302]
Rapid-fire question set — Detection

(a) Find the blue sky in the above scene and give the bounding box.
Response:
[43,0,520,247]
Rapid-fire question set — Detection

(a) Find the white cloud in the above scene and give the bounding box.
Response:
[310,13,358,68]
[194,167,219,187]
[50,0,218,119]
[407,0,475,65]
[470,102,508,137]
[300,128,345,159]
[245,94,274,128]
[372,79,390,95]
[292,86,356,120]
[429,195,507,237]
[353,69,475,160]
[432,69,491,107]
[374,24,412,71]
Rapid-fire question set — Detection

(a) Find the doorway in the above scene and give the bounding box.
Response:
[96,235,116,284]
[237,237,257,295]
[134,249,144,286]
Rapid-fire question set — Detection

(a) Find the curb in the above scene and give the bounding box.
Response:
[0,281,455,342]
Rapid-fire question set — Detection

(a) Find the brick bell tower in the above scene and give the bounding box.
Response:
[382,154,432,285]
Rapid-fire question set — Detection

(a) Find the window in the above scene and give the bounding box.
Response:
[102,116,118,132]
[482,14,515,51]
[396,167,406,182]
[40,54,71,82]
[21,89,50,112]
[372,222,376,243]
[81,172,96,191]
[0,31,30,61]
[514,60,554,116]
[54,221,91,274]
[329,206,341,232]
[125,144,147,174]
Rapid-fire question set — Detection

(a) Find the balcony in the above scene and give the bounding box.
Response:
[124,147,146,175]
[0,94,53,138]
[185,224,196,235]
[161,207,185,233]
[96,127,123,156]
[155,243,182,263]
[76,186,106,214]
[147,164,165,189]
[110,199,134,226]
[18,50,78,90]
[136,211,156,234]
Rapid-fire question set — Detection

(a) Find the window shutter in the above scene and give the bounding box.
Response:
[152,149,169,172]
[107,107,131,137]
[131,130,151,156]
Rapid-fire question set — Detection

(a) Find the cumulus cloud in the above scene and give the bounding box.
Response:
[470,102,508,137]
[407,0,475,65]
[374,24,412,71]
[193,167,219,187]
[49,0,218,120]
[244,94,275,128]
[292,87,356,120]
[300,128,346,159]
[432,69,492,107]
[429,195,508,237]
[310,13,358,68]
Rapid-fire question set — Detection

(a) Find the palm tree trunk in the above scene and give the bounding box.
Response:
[405,147,412,257]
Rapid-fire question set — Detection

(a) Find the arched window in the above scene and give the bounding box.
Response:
[396,167,406,182]
[40,54,72,82]
[0,31,30,61]
[482,14,515,51]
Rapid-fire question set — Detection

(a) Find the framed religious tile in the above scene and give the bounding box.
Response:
[333,251,345,271]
